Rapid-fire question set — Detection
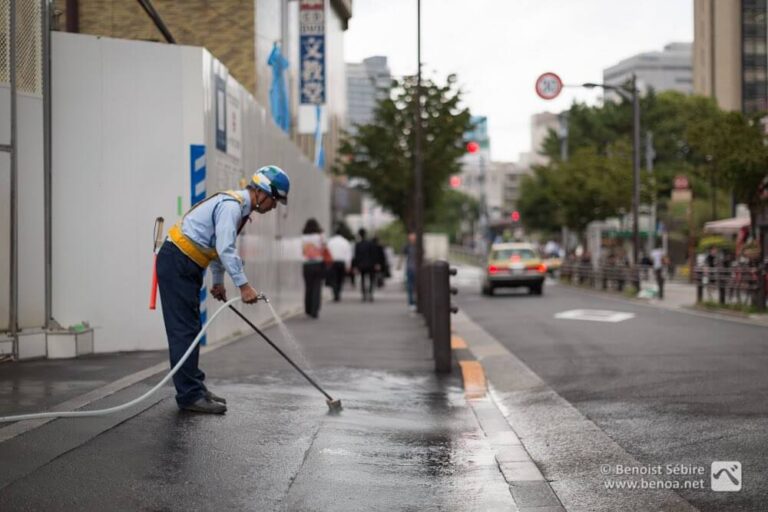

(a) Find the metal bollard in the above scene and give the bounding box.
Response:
[424,263,434,338]
[432,260,452,373]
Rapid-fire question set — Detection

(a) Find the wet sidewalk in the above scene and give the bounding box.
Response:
[0,287,519,511]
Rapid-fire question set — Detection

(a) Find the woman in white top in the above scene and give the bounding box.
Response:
[301,218,327,318]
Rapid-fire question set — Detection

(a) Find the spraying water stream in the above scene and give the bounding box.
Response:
[265,302,314,372]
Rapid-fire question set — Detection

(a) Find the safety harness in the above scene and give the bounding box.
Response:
[168,191,246,268]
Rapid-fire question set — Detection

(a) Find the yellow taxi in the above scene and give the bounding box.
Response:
[481,243,546,296]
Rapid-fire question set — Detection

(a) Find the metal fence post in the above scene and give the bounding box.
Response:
[425,262,434,338]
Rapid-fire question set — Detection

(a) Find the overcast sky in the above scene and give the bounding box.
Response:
[344,0,693,162]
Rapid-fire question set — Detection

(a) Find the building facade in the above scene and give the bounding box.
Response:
[52,0,352,169]
[603,42,693,101]
[518,111,560,168]
[693,0,768,113]
[346,56,391,132]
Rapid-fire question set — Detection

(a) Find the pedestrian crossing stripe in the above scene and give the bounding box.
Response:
[554,309,635,323]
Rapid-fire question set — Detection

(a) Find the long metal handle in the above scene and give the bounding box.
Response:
[227,305,334,402]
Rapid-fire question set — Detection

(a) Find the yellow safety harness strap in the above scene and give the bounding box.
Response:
[168,191,246,269]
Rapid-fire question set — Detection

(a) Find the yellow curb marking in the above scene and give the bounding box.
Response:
[451,335,468,349]
[458,360,487,399]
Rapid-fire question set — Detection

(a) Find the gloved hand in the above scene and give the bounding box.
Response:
[211,284,227,302]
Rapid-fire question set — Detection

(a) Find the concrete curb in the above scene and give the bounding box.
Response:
[453,310,699,512]
[453,334,565,511]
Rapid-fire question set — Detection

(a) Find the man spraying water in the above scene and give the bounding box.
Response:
[157,165,290,414]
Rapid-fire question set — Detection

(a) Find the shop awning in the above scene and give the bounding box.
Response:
[703,216,750,235]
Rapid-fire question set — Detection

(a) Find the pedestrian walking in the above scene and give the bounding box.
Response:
[397,232,417,311]
[326,227,352,302]
[353,228,379,302]
[372,237,389,288]
[157,165,290,414]
[650,246,667,299]
[301,218,327,318]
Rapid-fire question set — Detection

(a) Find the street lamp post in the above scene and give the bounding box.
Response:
[583,75,641,270]
[414,0,425,309]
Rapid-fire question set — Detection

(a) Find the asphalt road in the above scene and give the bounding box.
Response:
[457,277,768,512]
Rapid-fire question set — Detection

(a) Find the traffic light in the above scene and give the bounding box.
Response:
[449,176,462,188]
[466,141,479,154]
[511,210,520,222]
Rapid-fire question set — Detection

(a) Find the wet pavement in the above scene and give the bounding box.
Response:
[0,350,166,414]
[456,275,768,512]
[0,289,517,511]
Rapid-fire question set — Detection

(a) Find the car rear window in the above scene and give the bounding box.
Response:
[492,248,536,260]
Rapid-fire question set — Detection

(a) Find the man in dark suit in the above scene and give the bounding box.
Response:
[352,229,380,302]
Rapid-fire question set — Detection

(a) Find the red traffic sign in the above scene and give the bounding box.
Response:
[674,175,690,190]
[535,72,563,100]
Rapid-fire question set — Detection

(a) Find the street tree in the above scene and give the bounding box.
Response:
[335,74,472,228]
[535,91,768,235]
[519,145,632,239]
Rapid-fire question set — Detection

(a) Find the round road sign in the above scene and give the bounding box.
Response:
[535,72,563,100]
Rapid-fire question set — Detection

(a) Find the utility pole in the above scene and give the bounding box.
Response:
[558,112,569,255]
[645,131,656,256]
[414,0,425,287]
[631,74,641,267]
[581,78,640,267]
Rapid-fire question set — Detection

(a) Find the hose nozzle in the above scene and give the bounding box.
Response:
[256,293,270,303]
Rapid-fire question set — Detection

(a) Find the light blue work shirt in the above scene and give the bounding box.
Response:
[180,190,252,287]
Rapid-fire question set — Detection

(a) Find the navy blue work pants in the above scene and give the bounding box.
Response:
[156,241,207,407]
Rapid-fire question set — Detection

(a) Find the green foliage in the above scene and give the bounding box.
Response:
[426,189,479,243]
[697,235,734,252]
[534,90,768,236]
[375,220,406,251]
[519,144,632,234]
[334,74,473,228]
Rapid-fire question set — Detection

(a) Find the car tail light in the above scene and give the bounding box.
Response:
[537,263,547,273]
[488,265,498,274]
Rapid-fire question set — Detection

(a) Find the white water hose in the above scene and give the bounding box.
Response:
[0,297,243,424]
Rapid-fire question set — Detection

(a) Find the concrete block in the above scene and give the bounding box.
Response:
[18,332,46,360]
[76,330,94,355]
[0,339,13,356]
[509,481,562,508]
[47,332,77,359]
[498,460,545,482]
[496,445,532,463]
[46,329,94,359]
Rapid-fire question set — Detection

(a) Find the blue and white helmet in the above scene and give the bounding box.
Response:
[249,165,290,205]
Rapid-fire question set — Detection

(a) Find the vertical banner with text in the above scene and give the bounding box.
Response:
[299,0,326,105]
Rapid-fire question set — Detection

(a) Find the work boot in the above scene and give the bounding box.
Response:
[205,390,227,404]
[181,397,227,414]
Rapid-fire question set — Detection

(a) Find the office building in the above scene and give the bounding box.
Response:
[693,0,767,113]
[603,42,693,102]
[346,56,391,132]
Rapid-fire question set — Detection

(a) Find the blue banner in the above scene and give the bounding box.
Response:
[299,0,326,105]
[190,144,207,345]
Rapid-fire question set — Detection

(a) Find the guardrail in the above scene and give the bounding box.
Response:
[560,262,643,292]
[693,266,766,310]
[418,260,458,373]
[561,262,767,311]
[448,245,486,267]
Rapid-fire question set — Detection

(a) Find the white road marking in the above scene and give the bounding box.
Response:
[554,309,635,323]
